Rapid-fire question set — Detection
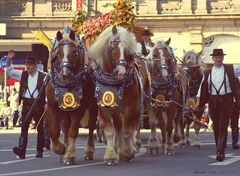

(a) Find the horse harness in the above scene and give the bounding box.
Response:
[49,39,87,111]
[94,63,135,109]
[147,58,179,108]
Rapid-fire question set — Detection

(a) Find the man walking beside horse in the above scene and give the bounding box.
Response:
[5,50,47,159]
[196,48,240,162]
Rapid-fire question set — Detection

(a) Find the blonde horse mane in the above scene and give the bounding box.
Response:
[88,25,137,64]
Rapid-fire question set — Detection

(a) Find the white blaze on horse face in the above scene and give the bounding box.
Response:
[116,42,126,80]
[62,44,70,76]
[159,49,169,78]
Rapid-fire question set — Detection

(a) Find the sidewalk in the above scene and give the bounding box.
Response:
[0,127,92,134]
[0,127,35,134]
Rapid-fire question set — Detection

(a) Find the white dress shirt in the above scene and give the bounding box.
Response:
[6,66,39,99]
[196,64,240,97]
[208,65,231,95]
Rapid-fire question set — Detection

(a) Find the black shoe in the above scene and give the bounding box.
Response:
[44,143,51,150]
[35,151,43,158]
[232,144,240,150]
[13,147,25,159]
[216,151,225,162]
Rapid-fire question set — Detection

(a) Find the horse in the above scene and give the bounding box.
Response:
[178,50,204,150]
[45,26,98,165]
[88,25,154,165]
[146,38,184,155]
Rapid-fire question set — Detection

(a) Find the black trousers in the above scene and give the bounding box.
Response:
[19,98,44,152]
[208,93,234,147]
[12,110,19,127]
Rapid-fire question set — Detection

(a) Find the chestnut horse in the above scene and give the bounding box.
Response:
[45,27,97,165]
[88,25,154,165]
[146,39,184,155]
[178,50,204,149]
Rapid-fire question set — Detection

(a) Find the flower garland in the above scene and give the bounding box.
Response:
[72,0,135,39]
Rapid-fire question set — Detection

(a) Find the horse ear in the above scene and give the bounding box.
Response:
[183,49,186,53]
[69,30,75,41]
[56,31,63,41]
[112,25,118,35]
[165,38,171,46]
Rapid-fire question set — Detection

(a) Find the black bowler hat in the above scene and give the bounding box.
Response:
[210,49,226,56]
[25,55,40,64]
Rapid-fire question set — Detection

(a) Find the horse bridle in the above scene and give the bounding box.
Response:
[107,36,128,68]
[50,40,86,87]
[93,36,133,87]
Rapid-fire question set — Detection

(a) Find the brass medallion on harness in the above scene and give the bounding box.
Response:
[95,84,121,108]
[155,94,167,107]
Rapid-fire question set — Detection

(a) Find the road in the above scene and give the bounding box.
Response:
[0,128,240,176]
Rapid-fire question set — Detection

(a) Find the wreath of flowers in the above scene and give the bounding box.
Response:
[72,0,135,38]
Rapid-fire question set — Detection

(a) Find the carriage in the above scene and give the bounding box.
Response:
[35,0,208,166]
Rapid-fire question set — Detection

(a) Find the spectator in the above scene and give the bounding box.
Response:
[8,88,19,127]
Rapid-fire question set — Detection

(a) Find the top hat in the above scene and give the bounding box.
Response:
[210,49,226,56]
[25,55,40,64]
[142,29,153,36]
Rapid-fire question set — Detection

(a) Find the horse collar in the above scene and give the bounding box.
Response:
[94,66,134,109]
[49,69,87,111]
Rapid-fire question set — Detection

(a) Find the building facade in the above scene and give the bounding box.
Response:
[0,0,240,86]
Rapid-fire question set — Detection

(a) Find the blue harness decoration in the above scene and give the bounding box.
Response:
[49,26,86,111]
[94,65,134,109]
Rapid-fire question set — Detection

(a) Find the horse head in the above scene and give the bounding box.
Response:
[149,38,174,83]
[51,26,85,85]
[182,50,203,80]
[89,25,136,80]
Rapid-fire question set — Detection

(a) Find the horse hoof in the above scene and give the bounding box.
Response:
[149,148,159,155]
[194,145,200,150]
[120,154,134,162]
[59,156,63,164]
[54,145,65,155]
[106,159,117,166]
[135,147,140,153]
[173,136,180,143]
[84,152,94,160]
[62,157,75,165]
[165,151,174,156]
[186,141,191,146]
[180,143,186,149]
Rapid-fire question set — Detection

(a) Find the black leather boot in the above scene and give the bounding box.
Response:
[232,128,240,149]
[13,147,25,159]
[216,137,225,162]
[13,137,26,159]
